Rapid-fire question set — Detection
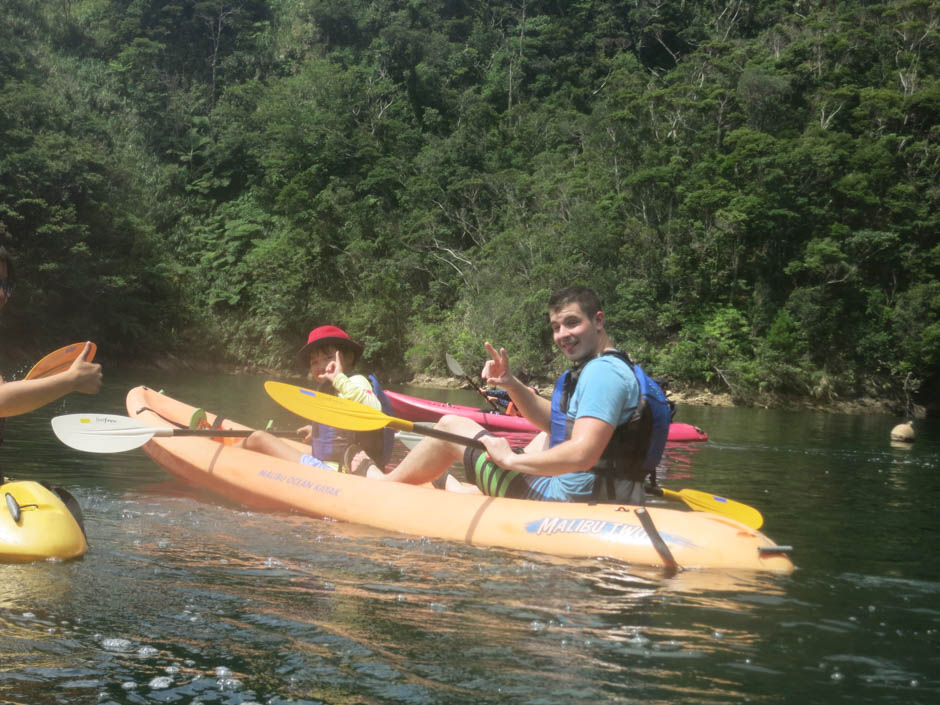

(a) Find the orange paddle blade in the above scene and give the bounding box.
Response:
[25,342,97,380]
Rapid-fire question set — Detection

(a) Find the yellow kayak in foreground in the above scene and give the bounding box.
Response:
[0,480,88,562]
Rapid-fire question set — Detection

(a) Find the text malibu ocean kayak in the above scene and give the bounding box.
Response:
[124,386,791,573]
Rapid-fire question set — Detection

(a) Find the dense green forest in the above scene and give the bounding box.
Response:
[1,0,937,413]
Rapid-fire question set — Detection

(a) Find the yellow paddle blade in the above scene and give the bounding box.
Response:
[264,381,413,432]
[266,382,489,450]
[25,342,96,380]
[661,487,764,529]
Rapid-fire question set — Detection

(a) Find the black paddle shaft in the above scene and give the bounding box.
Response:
[172,429,298,438]
[410,422,487,450]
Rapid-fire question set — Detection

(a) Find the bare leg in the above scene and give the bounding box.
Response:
[380,415,485,485]
[349,446,482,493]
[238,430,305,463]
[444,473,482,494]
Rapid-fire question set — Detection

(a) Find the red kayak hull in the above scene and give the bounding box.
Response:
[385,390,708,442]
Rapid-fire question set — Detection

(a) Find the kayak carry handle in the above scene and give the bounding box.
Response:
[758,545,794,555]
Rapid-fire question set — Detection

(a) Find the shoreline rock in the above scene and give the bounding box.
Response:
[1,349,920,417]
[405,375,914,417]
[111,361,934,417]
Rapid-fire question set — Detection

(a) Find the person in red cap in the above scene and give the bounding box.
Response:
[238,325,391,471]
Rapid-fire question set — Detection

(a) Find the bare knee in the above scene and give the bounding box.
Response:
[243,430,305,463]
[437,414,484,436]
[241,430,268,451]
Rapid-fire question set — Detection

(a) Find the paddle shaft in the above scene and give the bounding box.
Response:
[468,378,502,412]
[391,419,486,450]
[445,353,501,412]
[148,428,297,439]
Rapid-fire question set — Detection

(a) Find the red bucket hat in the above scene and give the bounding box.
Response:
[296,325,364,368]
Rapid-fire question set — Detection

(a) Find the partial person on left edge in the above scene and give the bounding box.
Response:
[0,247,102,419]
[0,247,102,483]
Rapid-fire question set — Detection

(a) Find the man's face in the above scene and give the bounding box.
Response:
[549,302,604,363]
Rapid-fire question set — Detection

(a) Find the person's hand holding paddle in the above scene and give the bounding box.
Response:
[478,432,516,469]
[0,341,102,417]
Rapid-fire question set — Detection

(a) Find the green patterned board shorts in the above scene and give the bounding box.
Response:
[462,431,646,505]
[462,431,533,499]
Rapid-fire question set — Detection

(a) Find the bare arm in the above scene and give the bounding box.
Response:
[480,415,614,477]
[329,374,382,410]
[316,351,381,411]
[0,342,102,417]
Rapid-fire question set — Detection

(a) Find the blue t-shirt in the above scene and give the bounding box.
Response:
[525,355,639,501]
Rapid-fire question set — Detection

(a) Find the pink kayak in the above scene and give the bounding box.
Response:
[385,390,708,442]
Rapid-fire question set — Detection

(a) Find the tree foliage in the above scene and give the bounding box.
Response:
[1,0,937,411]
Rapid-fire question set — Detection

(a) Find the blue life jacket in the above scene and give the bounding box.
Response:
[311,375,394,466]
[549,351,671,498]
[367,375,396,467]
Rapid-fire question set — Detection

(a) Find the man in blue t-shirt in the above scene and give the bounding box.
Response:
[362,285,651,504]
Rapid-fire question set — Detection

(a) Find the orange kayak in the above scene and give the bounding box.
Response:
[126,386,792,573]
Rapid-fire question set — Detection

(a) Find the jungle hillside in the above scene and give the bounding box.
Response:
[1,1,938,414]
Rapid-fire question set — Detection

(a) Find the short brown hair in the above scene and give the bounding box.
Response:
[548,285,602,319]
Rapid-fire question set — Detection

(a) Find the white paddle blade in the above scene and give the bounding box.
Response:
[444,352,465,377]
[51,413,161,453]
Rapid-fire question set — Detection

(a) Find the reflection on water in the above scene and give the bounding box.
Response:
[659,442,706,481]
[0,369,938,703]
[0,493,797,704]
[1,492,939,704]
[3,487,935,705]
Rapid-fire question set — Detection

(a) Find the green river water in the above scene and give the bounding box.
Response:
[0,367,938,704]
